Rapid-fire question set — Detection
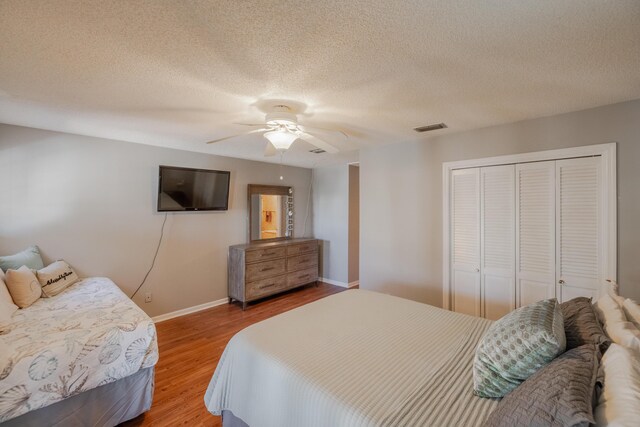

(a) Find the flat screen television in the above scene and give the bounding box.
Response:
[157,166,230,211]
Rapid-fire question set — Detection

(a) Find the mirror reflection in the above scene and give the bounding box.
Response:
[251,194,287,240]
[248,185,293,242]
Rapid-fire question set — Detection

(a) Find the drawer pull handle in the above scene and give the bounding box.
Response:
[260,267,275,272]
[299,274,310,279]
[261,252,275,256]
[259,283,277,289]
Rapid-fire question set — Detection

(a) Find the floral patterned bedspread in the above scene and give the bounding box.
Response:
[0,277,158,422]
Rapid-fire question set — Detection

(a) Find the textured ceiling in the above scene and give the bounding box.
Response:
[0,1,639,167]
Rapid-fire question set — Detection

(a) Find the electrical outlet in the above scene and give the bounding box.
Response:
[145,293,152,303]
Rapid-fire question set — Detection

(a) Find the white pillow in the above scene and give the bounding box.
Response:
[0,270,19,331]
[594,293,640,352]
[622,299,640,330]
[595,344,640,427]
[602,280,625,305]
[4,266,42,309]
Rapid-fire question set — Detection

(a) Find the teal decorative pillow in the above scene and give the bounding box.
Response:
[473,299,566,398]
[0,246,45,271]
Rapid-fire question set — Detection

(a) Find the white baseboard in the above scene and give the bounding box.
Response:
[152,297,229,323]
[151,279,360,322]
[319,277,360,289]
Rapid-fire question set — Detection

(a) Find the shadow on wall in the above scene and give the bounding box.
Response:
[318,239,329,279]
[376,281,443,308]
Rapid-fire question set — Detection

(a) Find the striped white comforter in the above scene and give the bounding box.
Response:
[204,289,500,427]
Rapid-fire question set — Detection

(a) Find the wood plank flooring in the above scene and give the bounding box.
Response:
[122,282,349,427]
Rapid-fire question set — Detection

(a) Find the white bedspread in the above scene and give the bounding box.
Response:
[0,277,158,422]
[205,289,500,427]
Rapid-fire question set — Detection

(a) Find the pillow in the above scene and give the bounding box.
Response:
[622,298,640,330]
[594,343,640,427]
[561,297,610,352]
[37,260,79,297]
[473,299,566,398]
[0,271,19,331]
[0,245,44,271]
[484,344,599,427]
[594,293,640,352]
[600,280,625,306]
[4,266,42,308]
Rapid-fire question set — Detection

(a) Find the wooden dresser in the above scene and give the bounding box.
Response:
[228,238,319,309]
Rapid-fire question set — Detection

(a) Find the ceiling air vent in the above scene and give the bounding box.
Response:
[414,122,448,133]
[309,148,326,154]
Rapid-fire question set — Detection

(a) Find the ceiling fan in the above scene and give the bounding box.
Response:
[205,104,345,157]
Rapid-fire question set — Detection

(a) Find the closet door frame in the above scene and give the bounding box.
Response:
[442,143,616,311]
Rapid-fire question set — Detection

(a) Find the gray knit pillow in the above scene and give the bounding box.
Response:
[473,299,566,398]
[561,297,610,352]
[483,344,598,427]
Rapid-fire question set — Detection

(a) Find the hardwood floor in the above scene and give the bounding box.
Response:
[122,282,349,427]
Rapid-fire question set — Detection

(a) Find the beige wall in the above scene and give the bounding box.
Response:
[313,164,360,285]
[360,99,640,304]
[313,165,349,284]
[0,124,312,317]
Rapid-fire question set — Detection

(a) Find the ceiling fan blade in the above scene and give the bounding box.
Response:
[296,132,339,154]
[233,122,268,127]
[264,142,277,157]
[299,125,348,139]
[205,128,269,144]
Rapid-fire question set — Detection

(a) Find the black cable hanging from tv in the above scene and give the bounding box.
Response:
[131,212,168,299]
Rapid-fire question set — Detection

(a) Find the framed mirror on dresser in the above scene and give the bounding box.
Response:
[228,184,319,309]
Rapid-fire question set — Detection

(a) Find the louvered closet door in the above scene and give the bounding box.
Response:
[481,165,515,320]
[451,168,481,317]
[516,162,556,307]
[556,157,602,302]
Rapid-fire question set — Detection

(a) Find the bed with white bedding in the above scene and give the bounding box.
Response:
[204,289,500,427]
[0,277,158,424]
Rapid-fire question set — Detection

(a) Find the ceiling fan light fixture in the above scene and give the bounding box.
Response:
[265,111,298,126]
[264,130,298,150]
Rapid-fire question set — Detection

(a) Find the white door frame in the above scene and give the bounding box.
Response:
[442,143,617,310]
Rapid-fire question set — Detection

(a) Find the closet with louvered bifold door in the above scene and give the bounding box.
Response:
[554,157,602,302]
[516,161,556,308]
[450,168,481,317]
[450,165,515,319]
[449,153,611,320]
[481,165,515,320]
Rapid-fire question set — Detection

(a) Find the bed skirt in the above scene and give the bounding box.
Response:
[222,410,250,427]
[1,366,154,427]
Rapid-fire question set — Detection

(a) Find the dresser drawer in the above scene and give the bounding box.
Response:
[287,267,318,288]
[287,253,318,272]
[246,275,288,300]
[245,247,286,264]
[286,242,318,257]
[245,258,286,282]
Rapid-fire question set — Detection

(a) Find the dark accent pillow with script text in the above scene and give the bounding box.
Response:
[37,260,80,297]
